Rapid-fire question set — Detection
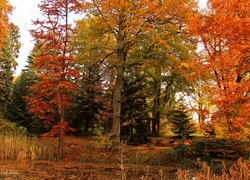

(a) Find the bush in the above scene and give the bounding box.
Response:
[92,131,116,151]
[166,145,195,168]
[151,138,250,169]
[0,117,27,135]
[173,144,190,158]
[141,145,193,167]
[189,138,250,161]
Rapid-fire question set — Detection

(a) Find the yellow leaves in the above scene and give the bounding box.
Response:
[180,62,191,69]
[0,0,12,51]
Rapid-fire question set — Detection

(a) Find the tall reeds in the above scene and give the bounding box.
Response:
[0,132,57,160]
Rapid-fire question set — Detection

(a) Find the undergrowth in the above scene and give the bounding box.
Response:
[91,131,116,151]
[176,158,250,180]
[119,150,250,179]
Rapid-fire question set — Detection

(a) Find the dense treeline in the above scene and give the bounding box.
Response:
[1,0,249,155]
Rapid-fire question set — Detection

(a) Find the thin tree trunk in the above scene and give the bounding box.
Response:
[58,104,65,159]
[152,116,157,136]
[152,69,161,136]
[84,116,90,132]
[58,124,64,159]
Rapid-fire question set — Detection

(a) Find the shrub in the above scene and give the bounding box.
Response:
[0,117,27,135]
[142,145,194,167]
[189,138,250,161]
[173,144,190,158]
[92,131,116,151]
[151,138,250,169]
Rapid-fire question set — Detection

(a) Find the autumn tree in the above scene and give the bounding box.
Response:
[0,0,12,52]
[26,0,82,159]
[0,23,20,118]
[190,0,250,139]
[83,0,197,142]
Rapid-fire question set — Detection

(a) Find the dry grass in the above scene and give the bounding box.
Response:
[0,133,57,160]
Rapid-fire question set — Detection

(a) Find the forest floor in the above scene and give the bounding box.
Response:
[0,136,192,180]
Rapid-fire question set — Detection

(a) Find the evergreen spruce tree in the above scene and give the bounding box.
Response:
[66,78,101,134]
[66,55,106,134]
[169,104,196,140]
[121,65,151,144]
[8,44,46,135]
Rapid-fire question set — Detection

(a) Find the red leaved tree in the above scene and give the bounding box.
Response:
[26,0,82,159]
[190,0,250,139]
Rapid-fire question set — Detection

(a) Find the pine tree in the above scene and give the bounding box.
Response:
[8,48,45,135]
[121,64,151,144]
[169,104,196,141]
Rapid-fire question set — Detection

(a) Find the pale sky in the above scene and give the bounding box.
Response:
[9,0,41,75]
[9,0,208,76]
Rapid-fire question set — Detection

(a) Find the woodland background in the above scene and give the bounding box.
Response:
[0,0,249,169]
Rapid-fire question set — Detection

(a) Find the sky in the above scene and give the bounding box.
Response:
[9,0,208,76]
[9,0,41,75]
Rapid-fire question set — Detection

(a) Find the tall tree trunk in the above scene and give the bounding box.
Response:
[110,15,127,143]
[152,69,161,136]
[104,119,112,133]
[152,119,156,135]
[84,115,90,132]
[111,54,124,142]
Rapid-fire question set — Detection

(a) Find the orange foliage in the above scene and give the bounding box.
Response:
[42,121,76,137]
[190,0,250,139]
[26,0,82,159]
[0,0,12,52]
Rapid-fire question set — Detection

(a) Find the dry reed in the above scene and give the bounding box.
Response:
[0,133,57,160]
